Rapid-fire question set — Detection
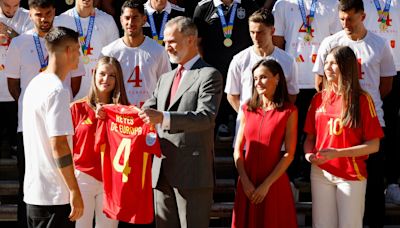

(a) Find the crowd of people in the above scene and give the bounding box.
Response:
[0,0,399,227]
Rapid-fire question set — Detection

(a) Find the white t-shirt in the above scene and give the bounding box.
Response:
[273,0,341,88]
[101,37,171,106]
[363,0,400,71]
[22,73,74,205]
[0,8,32,101]
[225,46,299,138]
[55,8,119,100]
[5,29,85,132]
[313,30,396,126]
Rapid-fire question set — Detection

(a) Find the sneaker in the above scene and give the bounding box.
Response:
[385,184,400,204]
[217,124,233,141]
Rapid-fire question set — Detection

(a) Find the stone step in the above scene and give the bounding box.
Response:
[0,159,18,180]
[0,204,16,221]
[214,156,235,179]
[0,180,18,196]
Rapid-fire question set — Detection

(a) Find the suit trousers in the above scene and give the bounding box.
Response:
[154,170,213,228]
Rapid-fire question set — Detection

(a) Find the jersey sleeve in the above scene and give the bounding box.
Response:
[4,38,21,79]
[286,57,300,95]
[224,55,242,95]
[272,0,286,37]
[141,124,161,158]
[379,42,396,77]
[312,37,331,75]
[360,93,384,141]
[94,118,108,154]
[46,88,74,137]
[304,93,320,135]
[157,50,171,80]
[106,15,120,44]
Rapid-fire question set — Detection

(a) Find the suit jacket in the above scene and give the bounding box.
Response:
[143,58,223,189]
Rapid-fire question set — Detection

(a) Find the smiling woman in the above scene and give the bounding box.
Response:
[70,56,128,228]
[232,59,298,228]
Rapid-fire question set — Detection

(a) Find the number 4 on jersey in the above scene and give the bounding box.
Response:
[113,137,150,187]
[128,66,142,87]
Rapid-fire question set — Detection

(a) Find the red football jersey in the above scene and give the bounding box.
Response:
[71,101,102,181]
[304,91,384,180]
[95,104,161,224]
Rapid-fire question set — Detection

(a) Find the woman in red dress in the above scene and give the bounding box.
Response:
[232,59,298,228]
[70,56,129,228]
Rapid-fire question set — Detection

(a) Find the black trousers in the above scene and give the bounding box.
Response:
[0,101,17,157]
[27,204,74,228]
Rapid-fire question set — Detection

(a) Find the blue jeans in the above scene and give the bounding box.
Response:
[27,204,74,228]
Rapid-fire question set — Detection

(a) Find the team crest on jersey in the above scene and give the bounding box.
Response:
[237,7,246,19]
[146,132,157,146]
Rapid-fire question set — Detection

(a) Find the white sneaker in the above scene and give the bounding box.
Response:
[385,184,400,204]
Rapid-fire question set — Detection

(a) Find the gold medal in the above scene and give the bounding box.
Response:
[223,38,233,47]
[304,33,312,42]
[82,55,90,64]
[380,23,388,32]
[65,0,74,5]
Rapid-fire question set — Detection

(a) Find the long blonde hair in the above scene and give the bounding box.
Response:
[323,46,365,128]
[86,56,129,107]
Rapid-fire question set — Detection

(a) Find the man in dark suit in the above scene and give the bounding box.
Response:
[139,16,223,228]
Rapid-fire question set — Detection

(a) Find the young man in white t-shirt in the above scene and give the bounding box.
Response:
[363,0,400,204]
[55,0,119,100]
[0,1,32,226]
[5,1,84,226]
[313,0,396,226]
[101,0,170,107]
[272,0,341,180]
[23,26,83,228]
[225,9,299,143]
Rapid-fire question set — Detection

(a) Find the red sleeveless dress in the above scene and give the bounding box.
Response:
[232,103,298,228]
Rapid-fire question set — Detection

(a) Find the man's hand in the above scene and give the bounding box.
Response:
[95,103,106,119]
[68,189,84,221]
[139,108,163,125]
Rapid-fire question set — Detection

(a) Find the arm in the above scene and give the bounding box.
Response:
[272,36,285,50]
[233,113,255,199]
[71,76,81,98]
[50,136,84,221]
[251,109,298,204]
[315,74,323,92]
[7,78,20,101]
[227,94,240,113]
[318,138,380,160]
[168,68,223,133]
[379,77,393,99]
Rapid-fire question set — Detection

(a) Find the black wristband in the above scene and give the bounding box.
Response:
[55,154,73,168]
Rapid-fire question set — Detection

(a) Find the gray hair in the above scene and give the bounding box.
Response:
[165,16,198,37]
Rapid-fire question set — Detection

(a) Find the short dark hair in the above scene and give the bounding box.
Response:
[28,0,55,8]
[249,8,274,27]
[44,26,79,52]
[121,0,145,15]
[338,0,364,12]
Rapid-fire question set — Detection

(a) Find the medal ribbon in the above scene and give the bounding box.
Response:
[373,0,391,24]
[147,11,169,44]
[216,2,238,39]
[73,8,95,56]
[298,0,317,35]
[33,33,47,70]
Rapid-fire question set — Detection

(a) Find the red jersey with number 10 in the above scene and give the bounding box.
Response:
[304,91,384,180]
[95,104,161,224]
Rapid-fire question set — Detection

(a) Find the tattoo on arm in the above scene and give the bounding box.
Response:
[55,154,73,168]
